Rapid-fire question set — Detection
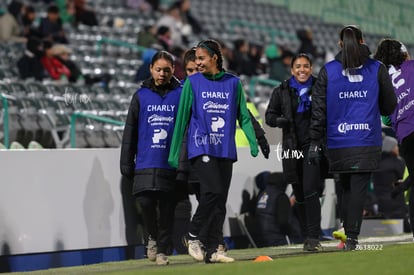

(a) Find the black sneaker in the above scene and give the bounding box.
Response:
[344,238,358,251]
[303,238,322,252]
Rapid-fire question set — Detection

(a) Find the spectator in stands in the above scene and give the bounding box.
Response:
[22,5,41,39]
[120,50,182,266]
[176,0,203,35]
[41,39,71,81]
[155,1,192,48]
[249,42,266,75]
[374,38,414,238]
[73,0,98,27]
[56,0,75,25]
[308,25,397,250]
[254,172,303,247]
[0,0,26,43]
[171,45,186,80]
[16,36,46,81]
[51,43,111,86]
[156,25,173,52]
[296,27,325,60]
[266,45,294,82]
[372,135,408,221]
[265,53,325,252]
[38,4,68,44]
[136,24,157,48]
[229,38,257,76]
[216,40,232,71]
[168,39,259,263]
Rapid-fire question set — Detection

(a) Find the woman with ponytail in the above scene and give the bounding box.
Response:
[308,25,397,250]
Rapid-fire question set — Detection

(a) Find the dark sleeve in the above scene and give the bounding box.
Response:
[249,109,265,138]
[377,63,397,116]
[396,158,406,180]
[120,92,139,178]
[309,67,327,143]
[265,86,283,127]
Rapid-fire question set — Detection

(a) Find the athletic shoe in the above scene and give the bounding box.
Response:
[207,246,234,263]
[303,238,322,252]
[333,228,347,242]
[344,238,358,251]
[333,228,347,249]
[187,239,205,261]
[146,238,157,261]
[156,253,169,265]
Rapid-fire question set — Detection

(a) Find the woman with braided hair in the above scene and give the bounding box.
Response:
[169,39,258,263]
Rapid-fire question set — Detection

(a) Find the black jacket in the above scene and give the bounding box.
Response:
[120,76,181,195]
[309,46,397,173]
[265,77,317,184]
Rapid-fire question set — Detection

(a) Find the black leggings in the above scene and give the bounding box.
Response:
[400,132,414,236]
[188,156,233,253]
[291,145,323,239]
[339,172,371,240]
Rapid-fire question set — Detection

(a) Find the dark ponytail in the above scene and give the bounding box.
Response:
[340,25,364,70]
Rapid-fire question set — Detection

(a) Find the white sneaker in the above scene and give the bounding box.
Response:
[209,246,234,263]
[156,253,169,265]
[188,239,205,261]
[146,239,157,261]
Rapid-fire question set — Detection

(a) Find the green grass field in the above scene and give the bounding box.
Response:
[11,235,414,275]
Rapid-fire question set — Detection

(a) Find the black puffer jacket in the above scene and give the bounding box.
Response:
[120,76,181,195]
[265,77,317,184]
[310,46,397,173]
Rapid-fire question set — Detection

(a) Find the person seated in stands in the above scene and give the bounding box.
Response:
[266,45,294,82]
[41,40,71,81]
[155,1,192,48]
[296,27,325,60]
[17,36,47,81]
[0,0,27,43]
[136,24,158,48]
[228,38,258,77]
[73,0,98,27]
[373,135,409,229]
[254,172,303,247]
[51,43,111,86]
[156,25,173,52]
[38,4,68,44]
[22,5,41,39]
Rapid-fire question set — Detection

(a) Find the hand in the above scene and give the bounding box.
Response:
[275,117,289,128]
[307,143,321,165]
[258,135,270,159]
[391,178,411,198]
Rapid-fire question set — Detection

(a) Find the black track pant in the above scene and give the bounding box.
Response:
[188,156,233,253]
[136,190,176,254]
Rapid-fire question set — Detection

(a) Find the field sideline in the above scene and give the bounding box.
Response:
[10,234,414,275]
